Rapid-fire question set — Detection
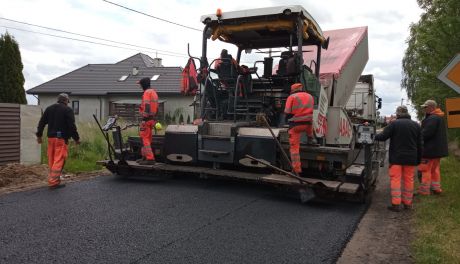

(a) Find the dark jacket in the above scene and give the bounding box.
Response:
[36,103,80,142]
[421,108,448,158]
[374,114,422,165]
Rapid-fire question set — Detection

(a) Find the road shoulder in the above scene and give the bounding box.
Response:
[337,166,414,264]
[0,163,109,196]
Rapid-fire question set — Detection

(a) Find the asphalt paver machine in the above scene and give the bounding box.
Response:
[98,6,383,202]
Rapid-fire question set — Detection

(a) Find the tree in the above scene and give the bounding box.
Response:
[0,32,26,104]
[179,113,184,124]
[186,115,191,124]
[402,0,460,119]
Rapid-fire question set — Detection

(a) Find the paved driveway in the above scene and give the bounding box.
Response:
[0,175,366,264]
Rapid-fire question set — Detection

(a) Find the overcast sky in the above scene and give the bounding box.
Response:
[0,0,422,116]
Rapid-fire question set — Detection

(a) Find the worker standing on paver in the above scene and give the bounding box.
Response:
[418,100,448,195]
[36,93,80,189]
[374,105,422,211]
[284,83,315,174]
[137,77,159,165]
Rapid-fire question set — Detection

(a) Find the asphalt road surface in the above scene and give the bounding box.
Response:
[0,175,367,264]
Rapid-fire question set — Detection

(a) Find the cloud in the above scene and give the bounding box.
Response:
[352,10,405,25]
[1,0,422,109]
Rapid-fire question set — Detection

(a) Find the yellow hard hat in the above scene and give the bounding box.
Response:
[155,122,163,130]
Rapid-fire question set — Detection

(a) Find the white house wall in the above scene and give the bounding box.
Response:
[37,95,108,123]
[38,94,195,123]
[162,95,195,121]
[108,94,194,121]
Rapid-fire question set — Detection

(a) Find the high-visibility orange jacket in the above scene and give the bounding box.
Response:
[181,58,198,95]
[284,91,314,124]
[140,88,159,120]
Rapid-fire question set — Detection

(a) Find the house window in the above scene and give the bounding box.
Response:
[118,75,129,82]
[151,74,160,81]
[72,101,79,115]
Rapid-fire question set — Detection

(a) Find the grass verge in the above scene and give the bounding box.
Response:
[41,122,146,173]
[413,155,460,264]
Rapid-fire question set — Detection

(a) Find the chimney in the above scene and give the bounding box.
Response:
[132,66,139,76]
[152,58,163,67]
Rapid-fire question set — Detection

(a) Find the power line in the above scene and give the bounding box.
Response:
[0,25,188,58]
[103,0,202,32]
[0,17,187,57]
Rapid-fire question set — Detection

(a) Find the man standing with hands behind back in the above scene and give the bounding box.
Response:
[418,99,448,195]
[36,93,80,189]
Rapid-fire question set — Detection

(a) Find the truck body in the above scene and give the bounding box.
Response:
[98,6,383,202]
[346,75,377,121]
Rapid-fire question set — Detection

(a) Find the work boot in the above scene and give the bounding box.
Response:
[138,159,156,165]
[49,184,66,190]
[387,204,402,212]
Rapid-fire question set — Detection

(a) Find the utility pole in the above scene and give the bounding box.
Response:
[401,98,405,106]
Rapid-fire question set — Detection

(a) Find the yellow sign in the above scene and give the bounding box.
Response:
[445,97,460,128]
[438,54,460,94]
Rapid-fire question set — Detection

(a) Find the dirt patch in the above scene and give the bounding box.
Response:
[337,165,414,264]
[0,163,110,196]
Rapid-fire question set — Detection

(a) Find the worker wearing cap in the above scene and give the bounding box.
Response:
[374,106,422,211]
[137,77,159,165]
[284,83,314,174]
[418,100,448,195]
[36,93,80,189]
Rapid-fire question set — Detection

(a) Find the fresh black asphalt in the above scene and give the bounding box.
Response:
[0,175,367,264]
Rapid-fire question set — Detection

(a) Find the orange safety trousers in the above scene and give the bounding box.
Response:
[47,138,68,187]
[389,165,415,205]
[418,158,441,195]
[140,120,155,160]
[288,124,313,173]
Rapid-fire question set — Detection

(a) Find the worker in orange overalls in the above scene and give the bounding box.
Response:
[137,77,159,165]
[418,100,448,195]
[36,93,80,189]
[284,83,315,174]
[375,106,422,211]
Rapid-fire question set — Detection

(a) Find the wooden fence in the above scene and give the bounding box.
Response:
[0,104,20,165]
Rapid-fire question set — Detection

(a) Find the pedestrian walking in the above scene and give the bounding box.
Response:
[374,105,422,211]
[137,77,159,165]
[417,100,448,195]
[36,93,80,189]
[284,83,315,174]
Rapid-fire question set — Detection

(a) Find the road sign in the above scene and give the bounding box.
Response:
[445,97,460,128]
[438,54,460,94]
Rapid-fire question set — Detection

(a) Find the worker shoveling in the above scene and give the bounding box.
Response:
[97,5,385,203]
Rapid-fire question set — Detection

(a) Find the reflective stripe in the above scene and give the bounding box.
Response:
[289,115,313,122]
[142,99,158,103]
[291,94,313,110]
